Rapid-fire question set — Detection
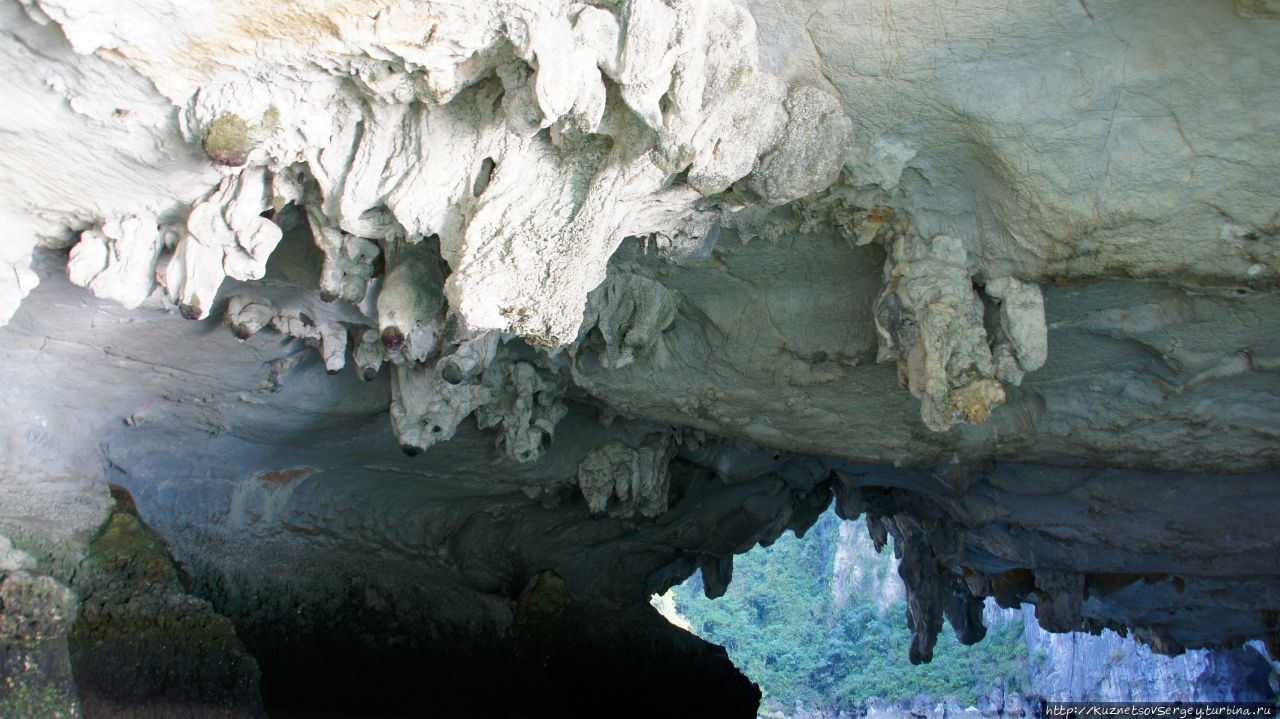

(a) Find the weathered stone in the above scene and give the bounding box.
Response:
[0,0,1278,714]
[0,566,79,719]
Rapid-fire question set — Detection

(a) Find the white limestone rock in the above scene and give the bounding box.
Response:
[0,0,219,325]
[0,225,40,327]
[305,211,381,305]
[576,434,677,518]
[985,276,1048,387]
[269,309,323,349]
[795,0,1280,283]
[639,1,788,194]
[165,168,281,319]
[438,331,500,387]
[225,289,366,374]
[580,273,679,370]
[352,327,388,382]
[66,213,163,309]
[0,0,1274,463]
[224,295,277,340]
[163,234,228,321]
[873,235,1046,433]
[477,361,569,464]
[389,361,493,456]
[876,235,1004,432]
[318,323,348,375]
[376,240,448,363]
[641,213,723,266]
[744,86,854,206]
[0,0,856,355]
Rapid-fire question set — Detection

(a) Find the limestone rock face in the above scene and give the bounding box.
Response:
[1022,606,1278,703]
[0,0,1278,715]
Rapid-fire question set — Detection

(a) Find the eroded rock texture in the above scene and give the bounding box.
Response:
[0,0,1278,715]
[0,537,78,718]
[67,486,266,718]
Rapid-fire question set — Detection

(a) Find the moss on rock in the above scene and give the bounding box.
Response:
[202,113,254,167]
[64,485,267,717]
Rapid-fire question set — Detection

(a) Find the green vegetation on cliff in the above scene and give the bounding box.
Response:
[669,509,1027,713]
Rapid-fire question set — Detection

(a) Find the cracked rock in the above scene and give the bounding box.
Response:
[577,433,678,518]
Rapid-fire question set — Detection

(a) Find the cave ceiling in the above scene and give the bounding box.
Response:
[1,0,1279,713]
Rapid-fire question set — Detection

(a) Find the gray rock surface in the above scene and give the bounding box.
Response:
[0,0,1277,715]
[1023,605,1277,702]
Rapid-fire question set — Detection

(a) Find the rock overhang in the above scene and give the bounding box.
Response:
[0,0,1279,714]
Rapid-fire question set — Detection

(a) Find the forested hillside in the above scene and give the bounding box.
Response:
[664,510,1278,716]
[667,511,1028,714]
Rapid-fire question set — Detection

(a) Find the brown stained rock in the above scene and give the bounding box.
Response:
[251,467,316,486]
[990,569,1036,609]
[949,379,1007,425]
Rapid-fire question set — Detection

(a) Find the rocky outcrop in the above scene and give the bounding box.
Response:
[831,518,903,613]
[2,487,266,719]
[829,465,1280,663]
[3,0,1277,459]
[873,234,1045,431]
[855,693,1033,719]
[1023,607,1278,703]
[68,486,266,719]
[0,537,79,719]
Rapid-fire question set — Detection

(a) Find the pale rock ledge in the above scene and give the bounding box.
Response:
[0,0,880,451]
[1,0,1275,453]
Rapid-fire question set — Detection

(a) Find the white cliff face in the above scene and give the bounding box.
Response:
[1022,606,1277,702]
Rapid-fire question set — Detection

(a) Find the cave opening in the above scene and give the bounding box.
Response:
[657,506,1280,718]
